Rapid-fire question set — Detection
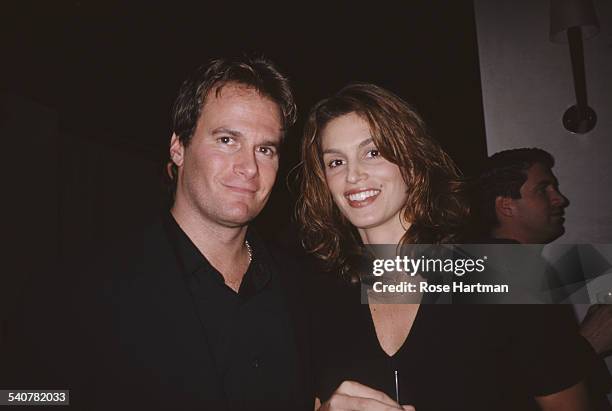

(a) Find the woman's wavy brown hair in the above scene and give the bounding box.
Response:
[296,83,468,279]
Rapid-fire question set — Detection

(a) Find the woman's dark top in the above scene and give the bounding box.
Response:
[313,279,594,411]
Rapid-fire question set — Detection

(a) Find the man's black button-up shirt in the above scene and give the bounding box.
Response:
[164,214,300,409]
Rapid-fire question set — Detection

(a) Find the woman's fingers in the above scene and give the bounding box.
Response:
[324,392,403,411]
[317,380,416,410]
[334,380,400,407]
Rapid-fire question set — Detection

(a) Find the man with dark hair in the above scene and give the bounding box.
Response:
[166,57,297,197]
[474,147,568,244]
[473,147,611,408]
[33,57,312,411]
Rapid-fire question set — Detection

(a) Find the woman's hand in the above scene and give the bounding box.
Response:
[317,380,415,411]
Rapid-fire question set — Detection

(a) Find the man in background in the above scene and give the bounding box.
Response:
[473,147,611,407]
[474,148,568,244]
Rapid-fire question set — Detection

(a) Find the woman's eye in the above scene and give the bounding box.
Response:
[328,159,344,168]
[366,149,380,158]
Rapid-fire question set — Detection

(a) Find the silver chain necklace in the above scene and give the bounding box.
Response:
[245,239,253,263]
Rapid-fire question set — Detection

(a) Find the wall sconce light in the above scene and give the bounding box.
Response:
[550,0,600,134]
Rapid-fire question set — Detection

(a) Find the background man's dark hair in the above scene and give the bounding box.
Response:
[166,56,297,197]
[471,147,555,235]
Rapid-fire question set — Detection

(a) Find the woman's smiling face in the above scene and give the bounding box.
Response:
[321,112,409,236]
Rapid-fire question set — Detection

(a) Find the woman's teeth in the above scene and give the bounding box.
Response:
[347,190,380,202]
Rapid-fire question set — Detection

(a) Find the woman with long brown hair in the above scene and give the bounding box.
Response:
[297,83,592,411]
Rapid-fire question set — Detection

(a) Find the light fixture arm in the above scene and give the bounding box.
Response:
[562,26,597,134]
[550,0,600,134]
[567,26,588,113]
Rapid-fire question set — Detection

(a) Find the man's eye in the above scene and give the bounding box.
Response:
[328,159,344,168]
[257,146,275,156]
[218,136,234,144]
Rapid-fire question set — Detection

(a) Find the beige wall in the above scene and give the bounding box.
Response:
[474,0,612,243]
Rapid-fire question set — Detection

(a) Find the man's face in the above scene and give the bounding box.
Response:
[171,83,282,228]
[510,162,569,243]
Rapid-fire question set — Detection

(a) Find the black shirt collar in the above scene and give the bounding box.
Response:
[162,212,272,296]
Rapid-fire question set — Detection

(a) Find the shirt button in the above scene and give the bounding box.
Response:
[252,358,260,368]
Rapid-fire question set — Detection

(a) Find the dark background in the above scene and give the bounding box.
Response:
[1,0,487,321]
